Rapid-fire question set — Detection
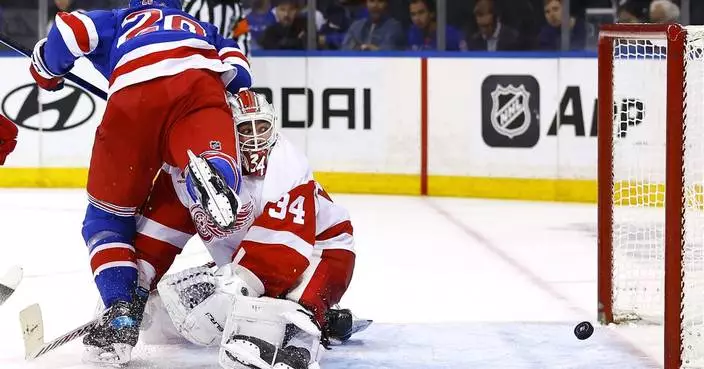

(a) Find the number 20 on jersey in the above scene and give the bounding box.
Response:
[118,9,206,47]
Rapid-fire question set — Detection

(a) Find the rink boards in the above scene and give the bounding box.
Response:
[0,52,612,202]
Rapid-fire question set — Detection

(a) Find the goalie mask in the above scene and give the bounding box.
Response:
[229,90,278,176]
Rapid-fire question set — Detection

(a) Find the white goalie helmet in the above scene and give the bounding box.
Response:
[228,90,278,176]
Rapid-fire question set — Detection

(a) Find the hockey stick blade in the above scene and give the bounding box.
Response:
[20,304,97,360]
[0,33,108,100]
[0,265,22,305]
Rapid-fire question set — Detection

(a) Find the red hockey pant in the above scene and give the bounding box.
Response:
[87,69,236,210]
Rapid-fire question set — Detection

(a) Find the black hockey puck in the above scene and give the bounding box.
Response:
[574,321,594,340]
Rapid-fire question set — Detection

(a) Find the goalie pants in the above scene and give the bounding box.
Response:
[83,69,238,307]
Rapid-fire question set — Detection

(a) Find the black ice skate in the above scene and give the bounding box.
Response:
[186,149,241,230]
[82,288,148,365]
[324,308,373,344]
[222,335,311,369]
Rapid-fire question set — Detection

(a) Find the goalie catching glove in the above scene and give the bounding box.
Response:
[156,262,265,346]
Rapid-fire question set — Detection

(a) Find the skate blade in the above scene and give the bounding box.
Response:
[82,344,132,367]
[186,150,238,230]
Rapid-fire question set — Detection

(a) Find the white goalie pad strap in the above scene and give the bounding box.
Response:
[220,296,323,367]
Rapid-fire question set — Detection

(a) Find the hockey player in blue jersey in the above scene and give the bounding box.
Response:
[28,0,252,364]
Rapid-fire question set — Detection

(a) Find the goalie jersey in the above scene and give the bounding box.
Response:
[134,134,355,322]
[43,6,250,96]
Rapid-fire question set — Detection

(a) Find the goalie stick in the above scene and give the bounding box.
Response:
[0,33,108,101]
[0,265,22,305]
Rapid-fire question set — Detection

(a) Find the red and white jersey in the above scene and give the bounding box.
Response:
[134,134,355,303]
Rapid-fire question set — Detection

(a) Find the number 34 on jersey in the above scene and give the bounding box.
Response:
[260,181,318,242]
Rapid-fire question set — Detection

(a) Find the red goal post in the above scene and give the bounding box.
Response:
[597,23,704,369]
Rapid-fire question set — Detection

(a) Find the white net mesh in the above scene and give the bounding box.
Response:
[610,26,704,367]
[611,37,668,323]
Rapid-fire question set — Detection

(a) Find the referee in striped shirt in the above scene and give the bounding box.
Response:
[182,0,252,57]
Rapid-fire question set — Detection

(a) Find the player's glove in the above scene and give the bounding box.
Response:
[29,38,65,91]
[0,115,18,165]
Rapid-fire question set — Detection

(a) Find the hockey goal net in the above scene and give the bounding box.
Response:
[598,24,704,368]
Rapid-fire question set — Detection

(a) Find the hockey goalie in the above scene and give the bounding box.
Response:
[83,90,357,369]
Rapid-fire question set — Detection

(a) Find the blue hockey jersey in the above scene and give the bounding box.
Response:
[43,5,251,96]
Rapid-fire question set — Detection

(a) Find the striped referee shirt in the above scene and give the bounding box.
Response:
[183,0,251,56]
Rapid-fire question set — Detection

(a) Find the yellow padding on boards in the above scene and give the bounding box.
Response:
[428,176,597,203]
[313,172,420,195]
[0,168,88,188]
[0,168,423,195]
[0,168,609,203]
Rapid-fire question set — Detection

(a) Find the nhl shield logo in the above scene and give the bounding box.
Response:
[490,84,531,139]
[481,75,540,148]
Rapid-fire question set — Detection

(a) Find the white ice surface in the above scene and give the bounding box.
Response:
[0,190,663,368]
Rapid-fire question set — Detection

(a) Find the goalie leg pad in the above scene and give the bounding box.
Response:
[219,296,323,369]
[156,264,264,346]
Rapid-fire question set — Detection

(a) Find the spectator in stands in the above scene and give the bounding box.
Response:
[617,1,648,23]
[466,0,522,51]
[493,0,539,48]
[246,0,277,50]
[649,0,680,24]
[318,3,352,50]
[342,0,405,51]
[260,0,307,49]
[47,0,78,34]
[300,4,326,31]
[407,0,462,51]
[50,0,76,17]
[538,0,586,50]
[0,0,40,49]
[340,0,368,21]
